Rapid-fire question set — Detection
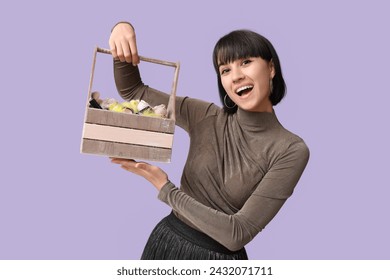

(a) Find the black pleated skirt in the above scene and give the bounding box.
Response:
[141,212,248,260]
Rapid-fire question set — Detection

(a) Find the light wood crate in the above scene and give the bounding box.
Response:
[80,47,180,162]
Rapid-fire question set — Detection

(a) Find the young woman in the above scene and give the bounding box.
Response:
[109,22,309,260]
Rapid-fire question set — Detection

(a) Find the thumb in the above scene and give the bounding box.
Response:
[135,162,152,171]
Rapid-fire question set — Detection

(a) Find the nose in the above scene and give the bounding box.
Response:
[232,67,245,83]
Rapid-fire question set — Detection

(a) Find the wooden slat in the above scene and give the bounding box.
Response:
[85,108,175,133]
[97,47,178,67]
[81,139,172,162]
[82,123,174,148]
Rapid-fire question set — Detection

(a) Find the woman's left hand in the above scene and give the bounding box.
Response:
[110,158,169,191]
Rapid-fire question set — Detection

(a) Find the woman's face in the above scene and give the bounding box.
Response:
[219,57,275,113]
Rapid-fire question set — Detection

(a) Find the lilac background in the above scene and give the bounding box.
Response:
[1,0,389,260]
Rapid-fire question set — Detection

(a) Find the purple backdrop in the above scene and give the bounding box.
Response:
[1,0,389,260]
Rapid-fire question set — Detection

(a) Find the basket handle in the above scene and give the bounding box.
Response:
[87,46,180,121]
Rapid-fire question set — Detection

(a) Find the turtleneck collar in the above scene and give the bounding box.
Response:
[235,108,281,130]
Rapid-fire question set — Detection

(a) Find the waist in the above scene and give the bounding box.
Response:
[165,211,244,255]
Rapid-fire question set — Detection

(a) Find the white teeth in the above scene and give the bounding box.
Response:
[236,85,253,94]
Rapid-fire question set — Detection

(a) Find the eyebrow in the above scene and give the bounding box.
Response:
[218,62,227,68]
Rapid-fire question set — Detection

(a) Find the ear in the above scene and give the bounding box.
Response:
[269,59,276,79]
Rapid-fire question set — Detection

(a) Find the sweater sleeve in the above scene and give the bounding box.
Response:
[113,59,219,133]
[158,140,310,251]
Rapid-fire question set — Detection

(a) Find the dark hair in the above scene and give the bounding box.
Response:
[212,29,286,114]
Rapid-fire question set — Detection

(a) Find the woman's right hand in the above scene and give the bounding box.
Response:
[109,22,140,66]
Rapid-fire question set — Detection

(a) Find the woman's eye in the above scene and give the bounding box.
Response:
[220,68,230,75]
[242,59,252,65]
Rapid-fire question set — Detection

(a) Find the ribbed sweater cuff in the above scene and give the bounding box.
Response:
[158,181,176,203]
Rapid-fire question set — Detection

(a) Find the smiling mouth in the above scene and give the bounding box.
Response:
[236,85,253,96]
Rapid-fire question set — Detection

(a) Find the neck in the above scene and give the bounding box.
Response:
[236,107,279,129]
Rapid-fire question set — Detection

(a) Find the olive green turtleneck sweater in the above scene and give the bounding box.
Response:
[114,60,310,252]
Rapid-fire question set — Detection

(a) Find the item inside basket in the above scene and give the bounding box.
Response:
[89,91,167,118]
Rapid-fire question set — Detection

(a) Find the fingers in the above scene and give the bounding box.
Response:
[111,158,147,175]
[120,41,133,64]
[110,158,168,190]
[129,37,140,65]
[110,157,127,163]
[116,43,125,62]
[110,158,135,165]
[109,40,117,60]
[109,22,139,65]
[113,159,142,175]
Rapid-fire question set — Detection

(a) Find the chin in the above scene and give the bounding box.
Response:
[239,102,272,113]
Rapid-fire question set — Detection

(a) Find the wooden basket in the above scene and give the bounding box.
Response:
[80,47,180,162]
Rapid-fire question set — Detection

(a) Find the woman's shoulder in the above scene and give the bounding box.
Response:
[175,96,223,131]
[276,125,310,160]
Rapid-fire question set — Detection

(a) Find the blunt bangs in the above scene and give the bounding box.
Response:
[213,30,273,72]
